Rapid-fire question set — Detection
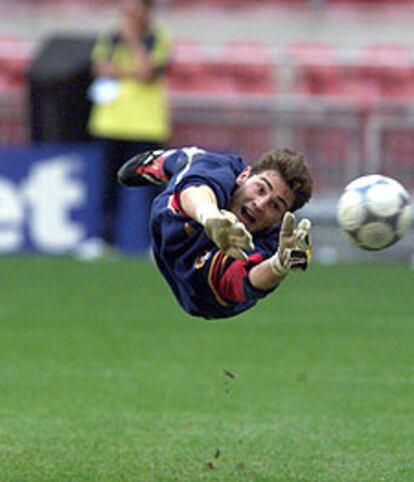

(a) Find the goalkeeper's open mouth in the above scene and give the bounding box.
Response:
[240,206,256,230]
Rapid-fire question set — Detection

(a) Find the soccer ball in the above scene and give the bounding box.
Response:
[337,174,412,251]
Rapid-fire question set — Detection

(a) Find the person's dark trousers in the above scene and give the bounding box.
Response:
[99,138,162,246]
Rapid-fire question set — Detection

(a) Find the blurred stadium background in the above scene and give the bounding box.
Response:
[0,0,413,262]
[1,3,414,481]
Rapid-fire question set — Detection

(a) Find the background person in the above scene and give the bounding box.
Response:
[86,0,171,256]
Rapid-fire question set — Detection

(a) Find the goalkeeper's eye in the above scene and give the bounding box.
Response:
[270,200,279,211]
[270,198,285,214]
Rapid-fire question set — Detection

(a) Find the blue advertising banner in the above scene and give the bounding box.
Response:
[0,144,152,255]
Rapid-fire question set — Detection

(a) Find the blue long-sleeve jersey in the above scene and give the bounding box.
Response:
[149,147,280,319]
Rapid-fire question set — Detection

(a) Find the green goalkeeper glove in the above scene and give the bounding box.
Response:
[196,205,254,261]
[269,212,312,278]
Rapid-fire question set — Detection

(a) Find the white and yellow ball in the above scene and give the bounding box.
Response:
[337,175,412,251]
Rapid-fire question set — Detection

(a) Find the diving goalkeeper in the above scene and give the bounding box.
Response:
[118,146,313,319]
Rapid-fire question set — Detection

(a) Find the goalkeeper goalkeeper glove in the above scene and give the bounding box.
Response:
[269,212,312,278]
[196,205,254,261]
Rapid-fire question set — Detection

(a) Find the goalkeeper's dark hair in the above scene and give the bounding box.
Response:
[251,148,313,211]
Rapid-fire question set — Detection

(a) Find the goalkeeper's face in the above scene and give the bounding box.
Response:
[230,168,295,232]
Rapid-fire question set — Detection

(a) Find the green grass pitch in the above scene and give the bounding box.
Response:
[1,256,414,481]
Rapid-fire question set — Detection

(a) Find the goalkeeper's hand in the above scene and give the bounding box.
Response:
[269,212,312,278]
[196,205,254,261]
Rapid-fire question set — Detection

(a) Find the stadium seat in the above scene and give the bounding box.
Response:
[168,41,276,96]
[288,42,414,105]
[0,37,32,89]
[288,43,340,96]
[0,37,31,144]
[168,42,252,94]
[167,42,210,93]
[215,42,276,95]
[353,44,414,100]
[168,42,276,163]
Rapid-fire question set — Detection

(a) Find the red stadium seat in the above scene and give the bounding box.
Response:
[167,42,210,93]
[288,42,414,105]
[288,42,340,95]
[201,42,275,95]
[168,41,276,96]
[0,37,31,89]
[353,44,414,100]
[0,37,32,143]
[216,42,276,95]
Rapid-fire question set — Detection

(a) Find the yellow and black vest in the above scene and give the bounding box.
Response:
[88,28,171,142]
